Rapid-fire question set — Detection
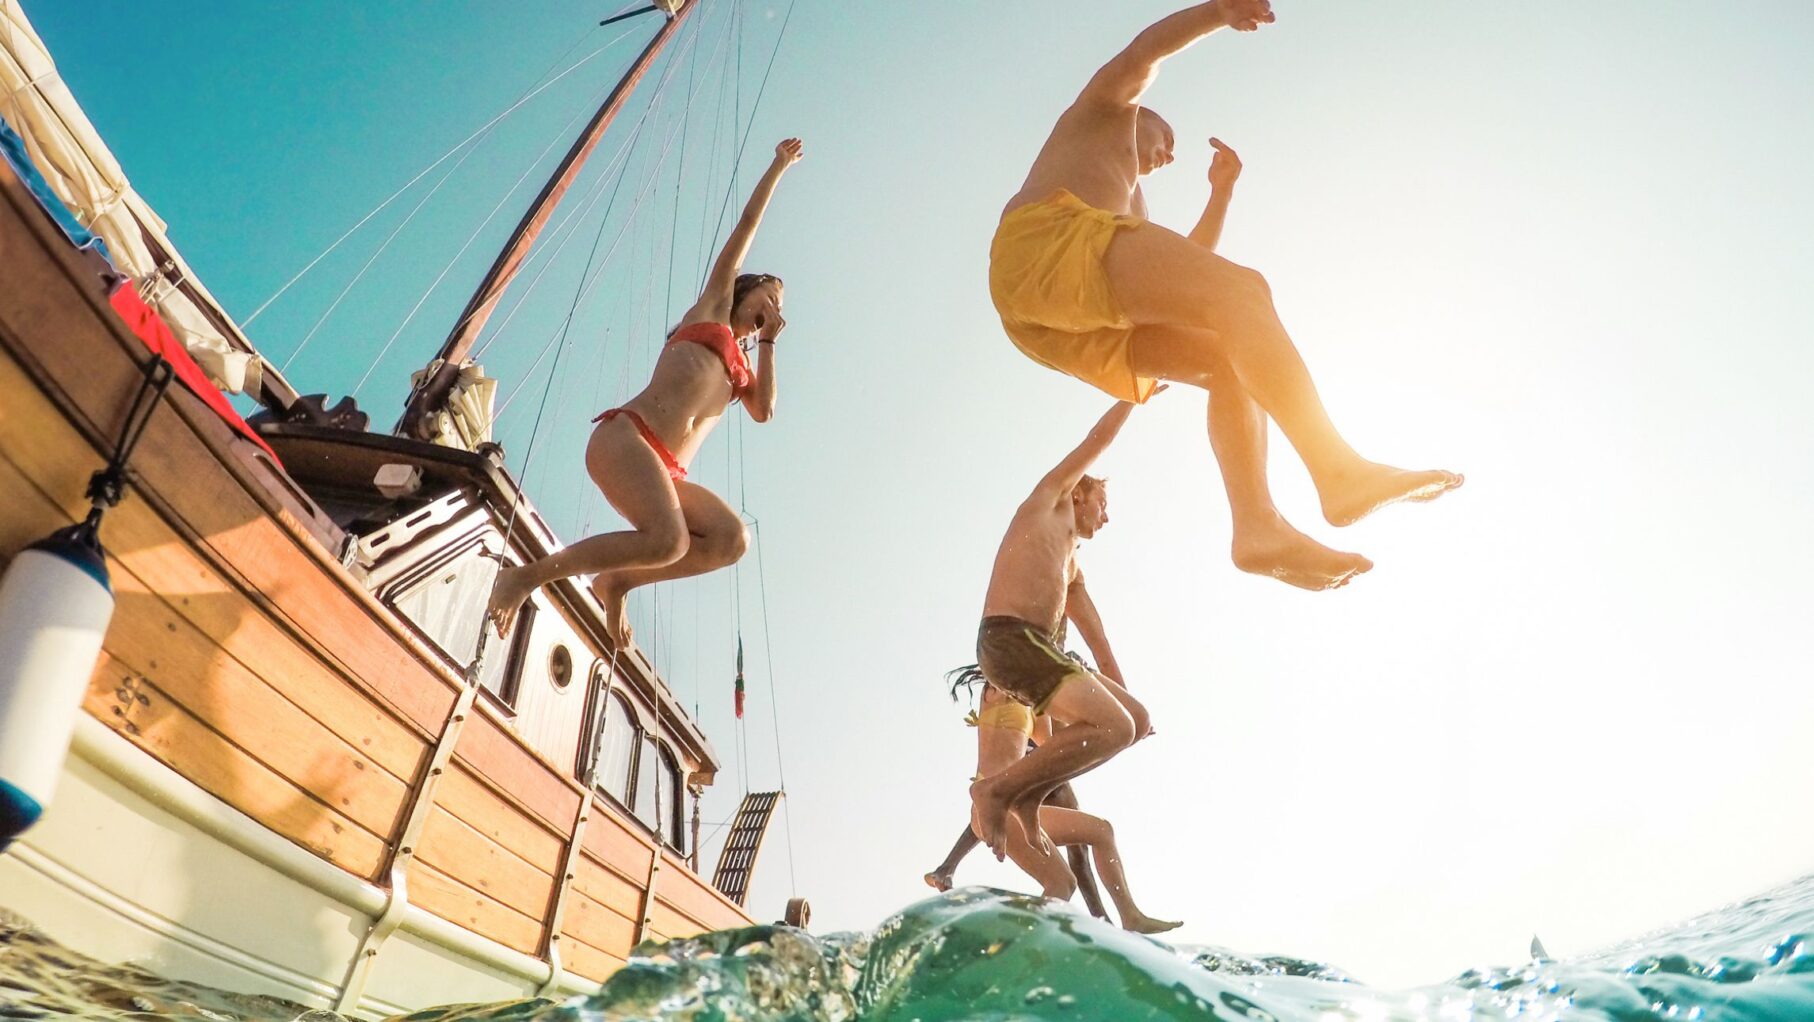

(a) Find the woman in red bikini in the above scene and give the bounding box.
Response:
[487,138,803,645]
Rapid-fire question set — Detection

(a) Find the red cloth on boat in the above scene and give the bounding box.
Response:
[106,284,279,463]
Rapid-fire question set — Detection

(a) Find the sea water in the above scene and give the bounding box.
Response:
[2,873,1810,1021]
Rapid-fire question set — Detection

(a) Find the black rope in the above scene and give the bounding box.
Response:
[81,353,175,539]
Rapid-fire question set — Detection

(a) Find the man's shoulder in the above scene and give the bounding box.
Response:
[1054,95,1132,133]
[1009,491,1067,528]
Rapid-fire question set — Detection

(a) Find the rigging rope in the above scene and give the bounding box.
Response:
[702,0,796,288]
[243,22,644,327]
[473,2,728,375]
[491,27,719,418]
[280,139,481,372]
[350,71,615,398]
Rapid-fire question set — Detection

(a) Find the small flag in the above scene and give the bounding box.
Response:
[735,636,746,719]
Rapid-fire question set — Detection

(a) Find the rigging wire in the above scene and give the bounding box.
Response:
[244,21,645,327]
[280,139,481,372]
[349,69,617,398]
[701,0,796,287]
[712,0,803,900]
[472,2,729,372]
[490,34,718,418]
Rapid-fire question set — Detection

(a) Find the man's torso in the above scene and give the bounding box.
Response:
[1006,102,1141,217]
[982,497,1078,632]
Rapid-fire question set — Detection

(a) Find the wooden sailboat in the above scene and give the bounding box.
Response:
[0,1,791,1015]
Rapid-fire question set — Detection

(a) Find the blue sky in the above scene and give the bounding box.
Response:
[28,1,1814,986]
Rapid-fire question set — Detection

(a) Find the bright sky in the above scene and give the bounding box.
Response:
[28,1,1814,988]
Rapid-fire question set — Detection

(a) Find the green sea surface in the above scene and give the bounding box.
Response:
[3,878,1811,1021]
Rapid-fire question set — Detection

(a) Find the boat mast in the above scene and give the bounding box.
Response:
[398,0,697,440]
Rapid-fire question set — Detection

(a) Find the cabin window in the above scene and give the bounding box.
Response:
[384,538,532,709]
[574,659,612,777]
[548,643,574,690]
[660,744,686,852]
[388,541,499,667]
[632,735,661,830]
[594,693,637,803]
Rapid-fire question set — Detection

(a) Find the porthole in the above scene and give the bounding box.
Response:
[549,643,574,690]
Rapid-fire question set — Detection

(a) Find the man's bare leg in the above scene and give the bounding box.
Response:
[1113,227,1461,526]
[588,482,748,646]
[1194,341,1372,588]
[970,675,1136,860]
[1041,806,1181,934]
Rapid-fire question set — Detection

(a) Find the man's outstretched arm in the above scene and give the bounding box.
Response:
[1082,0,1275,108]
[1033,400,1137,502]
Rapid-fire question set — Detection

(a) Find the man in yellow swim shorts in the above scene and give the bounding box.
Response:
[991,0,1463,591]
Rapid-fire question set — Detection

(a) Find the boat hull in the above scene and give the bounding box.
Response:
[0,139,750,1017]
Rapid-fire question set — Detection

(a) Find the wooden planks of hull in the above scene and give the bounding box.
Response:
[0,157,754,981]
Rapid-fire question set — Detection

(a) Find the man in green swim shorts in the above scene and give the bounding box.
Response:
[969,397,1154,872]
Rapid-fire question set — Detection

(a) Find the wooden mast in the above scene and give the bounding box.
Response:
[398,0,696,440]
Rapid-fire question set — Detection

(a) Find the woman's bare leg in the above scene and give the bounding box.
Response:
[486,417,688,637]
[970,675,1136,860]
[1109,225,1461,526]
[925,824,980,892]
[1045,782,1109,920]
[1040,806,1180,934]
[999,810,1077,900]
[589,481,748,645]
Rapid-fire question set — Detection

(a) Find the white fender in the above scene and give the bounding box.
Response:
[0,526,114,848]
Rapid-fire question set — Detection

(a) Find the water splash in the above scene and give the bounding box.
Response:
[3,877,1813,1021]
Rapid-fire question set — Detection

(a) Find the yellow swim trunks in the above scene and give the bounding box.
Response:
[988,189,1157,404]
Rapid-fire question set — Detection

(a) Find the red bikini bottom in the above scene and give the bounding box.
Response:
[593,408,686,481]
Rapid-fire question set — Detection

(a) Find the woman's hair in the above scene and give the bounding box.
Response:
[732,272,782,313]
[946,663,987,702]
[669,273,783,338]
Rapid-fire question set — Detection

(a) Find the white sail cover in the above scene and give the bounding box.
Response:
[0,0,261,393]
[408,359,498,451]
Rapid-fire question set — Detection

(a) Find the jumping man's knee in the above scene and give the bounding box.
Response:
[727,524,751,562]
[1100,708,1137,751]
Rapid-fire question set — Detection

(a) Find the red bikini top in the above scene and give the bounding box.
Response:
[667,321,752,397]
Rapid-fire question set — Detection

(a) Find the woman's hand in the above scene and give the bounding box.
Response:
[774,137,804,167]
[1208,137,1242,190]
[760,307,787,342]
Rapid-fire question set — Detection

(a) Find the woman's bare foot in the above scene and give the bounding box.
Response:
[1123,914,1184,935]
[1231,514,1373,591]
[588,575,634,649]
[969,776,1012,861]
[923,870,954,893]
[1320,462,1464,528]
[485,566,535,639]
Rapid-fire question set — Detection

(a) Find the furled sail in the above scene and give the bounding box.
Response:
[0,0,267,395]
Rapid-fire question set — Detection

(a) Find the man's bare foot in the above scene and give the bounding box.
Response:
[588,574,634,649]
[923,870,954,893]
[969,776,1013,861]
[1231,515,1373,591]
[1124,914,1184,935]
[485,566,534,639]
[1320,462,1464,528]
